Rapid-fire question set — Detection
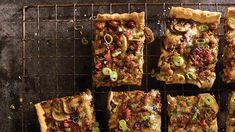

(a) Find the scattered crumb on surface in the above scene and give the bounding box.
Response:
[7,116,12,120]
[19,98,23,102]
[9,104,15,110]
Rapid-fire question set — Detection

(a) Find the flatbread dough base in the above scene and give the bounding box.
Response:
[34,103,47,132]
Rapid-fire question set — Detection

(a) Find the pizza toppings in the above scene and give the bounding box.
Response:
[102,67,112,75]
[185,71,196,80]
[172,55,184,67]
[228,18,235,29]
[157,7,221,88]
[167,94,218,131]
[108,90,161,132]
[52,111,70,121]
[119,119,128,131]
[144,27,155,44]
[195,38,207,45]
[104,33,113,44]
[190,45,214,66]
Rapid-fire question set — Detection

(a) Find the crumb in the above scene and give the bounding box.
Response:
[19,98,23,103]
[10,104,15,110]
[34,33,37,36]
[7,116,12,120]
[29,102,33,105]
[84,14,87,17]
[69,19,74,23]
[157,20,160,25]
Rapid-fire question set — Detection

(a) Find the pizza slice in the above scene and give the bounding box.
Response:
[107,90,161,132]
[167,93,219,132]
[156,7,221,88]
[92,12,154,87]
[34,90,99,132]
[227,91,235,132]
[223,7,235,83]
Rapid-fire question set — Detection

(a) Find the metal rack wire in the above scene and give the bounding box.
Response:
[22,3,235,132]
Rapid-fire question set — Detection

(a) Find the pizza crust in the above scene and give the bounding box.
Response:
[225,7,235,18]
[95,12,145,29]
[170,7,221,24]
[34,103,47,132]
[107,91,114,113]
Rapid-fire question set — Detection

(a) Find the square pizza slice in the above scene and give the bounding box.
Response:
[167,93,219,132]
[227,91,235,132]
[34,90,99,132]
[223,7,235,83]
[107,90,161,132]
[92,12,154,87]
[156,7,221,88]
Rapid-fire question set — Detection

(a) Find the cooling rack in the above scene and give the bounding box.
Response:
[22,3,235,131]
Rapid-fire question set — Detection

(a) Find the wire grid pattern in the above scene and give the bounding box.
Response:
[22,3,235,132]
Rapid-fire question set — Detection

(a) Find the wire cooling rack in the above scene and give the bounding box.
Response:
[22,3,235,132]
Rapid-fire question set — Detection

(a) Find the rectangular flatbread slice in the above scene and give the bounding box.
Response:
[157,7,221,88]
[107,90,161,132]
[167,93,219,132]
[34,90,99,132]
[92,12,145,87]
[227,91,235,132]
[223,7,235,83]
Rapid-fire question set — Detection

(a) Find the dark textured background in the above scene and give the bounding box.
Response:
[0,0,235,132]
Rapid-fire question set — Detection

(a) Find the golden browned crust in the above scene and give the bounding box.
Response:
[34,103,47,132]
[227,91,235,132]
[107,91,114,113]
[96,12,145,29]
[225,7,235,18]
[170,7,221,24]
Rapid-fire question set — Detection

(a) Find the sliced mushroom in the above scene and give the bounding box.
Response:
[228,18,235,29]
[121,34,127,54]
[173,23,191,33]
[144,27,155,44]
[226,30,235,40]
[52,110,70,121]
[62,99,74,114]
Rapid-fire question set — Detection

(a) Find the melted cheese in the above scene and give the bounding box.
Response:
[185,27,198,47]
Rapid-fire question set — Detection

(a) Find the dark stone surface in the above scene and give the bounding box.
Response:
[0,0,234,132]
